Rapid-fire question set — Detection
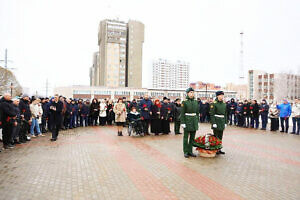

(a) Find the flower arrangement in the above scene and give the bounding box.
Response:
[193,134,222,151]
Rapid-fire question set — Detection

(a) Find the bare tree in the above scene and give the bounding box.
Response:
[0,66,22,96]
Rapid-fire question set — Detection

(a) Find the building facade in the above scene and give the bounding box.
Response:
[224,83,248,100]
[90,52,99,86]
[152,59,189,89]
[90,19,144,88]
[248,70,300,101]
[54,85,237,101]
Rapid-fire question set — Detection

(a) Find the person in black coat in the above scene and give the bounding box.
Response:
[11,98,21,144]
[106,100,114,125]
[80,101,89,127]
[0,93,17,149]
[243,100,250,128]
[250,100,260,129]
[41,98,49,133]
[49,94,63,141]
[173,98,182,134]
[161,97,172,134]
[151,99,162,135]
[19,94,31,135]
[90,98,99,126]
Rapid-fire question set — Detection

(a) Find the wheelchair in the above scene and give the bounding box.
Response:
[127,119,144,136]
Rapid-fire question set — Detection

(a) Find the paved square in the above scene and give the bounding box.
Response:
[0,124,299,200]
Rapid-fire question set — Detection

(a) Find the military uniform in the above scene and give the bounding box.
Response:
[181,88,199,157]
[209,91,227,142]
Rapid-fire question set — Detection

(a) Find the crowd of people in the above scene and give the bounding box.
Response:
[0,92,299,151]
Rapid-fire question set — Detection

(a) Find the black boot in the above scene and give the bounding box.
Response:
[120,131,123,136]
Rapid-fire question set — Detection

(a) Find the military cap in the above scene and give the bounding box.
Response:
[216,91,224,96]
[185,87,194,93]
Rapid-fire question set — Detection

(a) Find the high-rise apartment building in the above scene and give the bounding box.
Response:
[90,19,144,88]
[90,52,99,86]
[248,70,300,101]
[152,59,189,89]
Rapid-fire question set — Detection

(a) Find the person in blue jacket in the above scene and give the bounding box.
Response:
[138,94,152,135]
[69,100,79,129]
[277,99,292,133]
[228,98,237,125]
[236,101,244,127]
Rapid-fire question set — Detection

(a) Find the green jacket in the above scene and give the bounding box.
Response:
[180,96,199,132]
[210,99,227,131]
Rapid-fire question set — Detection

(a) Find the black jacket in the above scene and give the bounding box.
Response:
[161,103,172,120]
[250,103,260,118]
[174,103,182,122]
[19,99,31,121]
[49,100,63,125]
[0,98,17,126]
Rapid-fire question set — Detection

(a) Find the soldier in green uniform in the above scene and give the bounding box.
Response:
[181,88,199,158]
[210,91,227,155]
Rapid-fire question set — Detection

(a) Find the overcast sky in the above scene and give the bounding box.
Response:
[0,0,299,96]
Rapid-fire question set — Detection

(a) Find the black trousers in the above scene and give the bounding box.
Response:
[237,115,244,127]
[19,122,29,142]
[280,117,289,132]
[41,117,47,132]
[161,120,170,134]
[12,124,20,140]
[99,117,107,126]
[142,119,151,134]
[52,124,60,139]
[270,118,279,131]
[2,125,13,146]
[244,116,250,127]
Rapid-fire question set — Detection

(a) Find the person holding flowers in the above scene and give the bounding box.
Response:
[139,94,152,135]
[161,97,172,134]
[151,99,162,135]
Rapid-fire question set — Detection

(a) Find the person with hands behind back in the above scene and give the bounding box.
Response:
[210,91,227,155]
[181,87,199,158]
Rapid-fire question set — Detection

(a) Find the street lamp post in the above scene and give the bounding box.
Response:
[10,83,13,96]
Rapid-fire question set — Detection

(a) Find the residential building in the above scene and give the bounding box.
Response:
[152,59,189,89]
[248,70,300,101]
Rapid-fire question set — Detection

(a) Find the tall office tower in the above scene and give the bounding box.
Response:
[92,19,144,88]
[152,59,190,89]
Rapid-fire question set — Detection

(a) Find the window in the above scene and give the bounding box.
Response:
[94,91,111,95]
[73,90,91,94]
[114,91,130,95]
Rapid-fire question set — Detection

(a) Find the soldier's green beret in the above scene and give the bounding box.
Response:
[185,87,194,93]
[216,91,224,96]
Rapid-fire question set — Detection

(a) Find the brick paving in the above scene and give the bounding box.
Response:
[0,124,299,200]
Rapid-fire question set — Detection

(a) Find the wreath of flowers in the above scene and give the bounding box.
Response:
[193,135,222,150]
